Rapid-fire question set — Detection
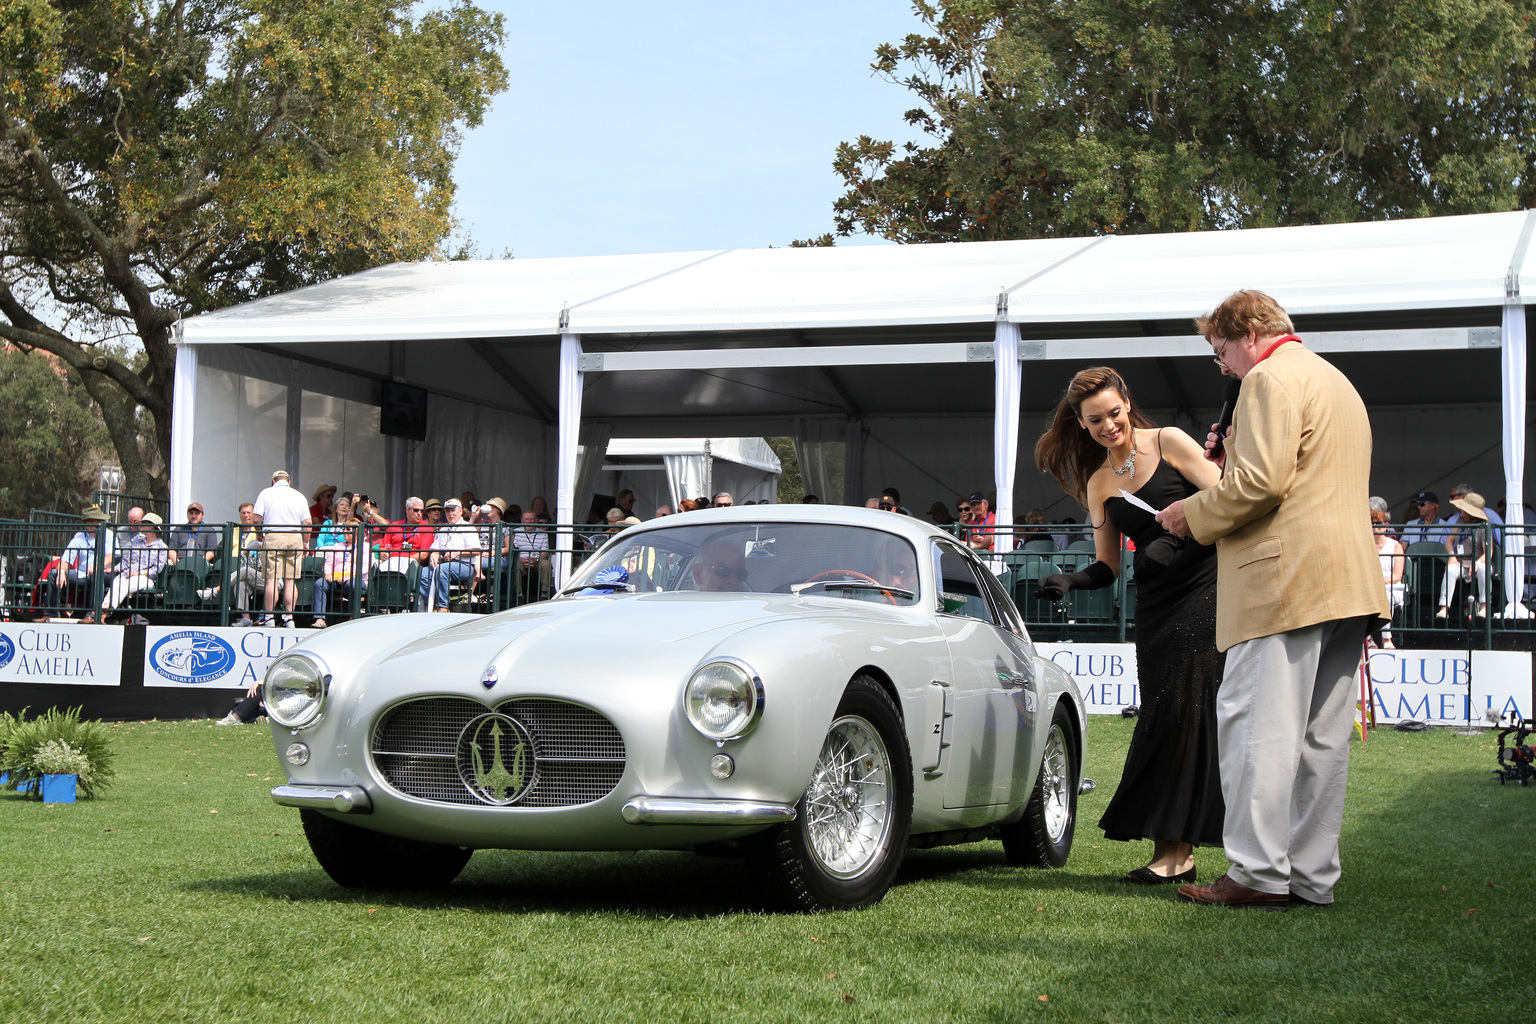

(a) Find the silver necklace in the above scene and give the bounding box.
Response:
[1110,428,1137,476]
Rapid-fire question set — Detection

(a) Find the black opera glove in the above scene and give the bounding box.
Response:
[1035,560,1115,600]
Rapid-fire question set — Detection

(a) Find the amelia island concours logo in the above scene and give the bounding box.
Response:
[148,631,238,685]
[456,712,539,806]
[0,631,13,671]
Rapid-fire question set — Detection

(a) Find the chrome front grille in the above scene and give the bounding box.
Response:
[371,696,627,807]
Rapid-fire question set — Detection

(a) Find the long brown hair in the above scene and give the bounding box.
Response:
[1034,367,1158,506]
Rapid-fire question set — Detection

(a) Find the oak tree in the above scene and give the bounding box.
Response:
[1,0,508,497]
[831,0,1536,243]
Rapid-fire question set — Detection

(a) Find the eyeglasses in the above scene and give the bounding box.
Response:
[1212,337,1232,368]
[715,501,732,507]
[700,562,746,581]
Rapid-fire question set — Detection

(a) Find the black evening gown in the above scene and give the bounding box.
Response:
[1099,457,1225,846]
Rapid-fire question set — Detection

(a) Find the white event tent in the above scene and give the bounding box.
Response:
[174,209,1535,587]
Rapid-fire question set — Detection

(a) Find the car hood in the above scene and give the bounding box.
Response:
[359,592,911,694]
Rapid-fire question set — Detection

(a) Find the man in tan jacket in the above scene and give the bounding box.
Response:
[1157,290,1388,910]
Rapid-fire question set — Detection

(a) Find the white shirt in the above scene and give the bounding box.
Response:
[253,480,312,531]
[432,523,482,557]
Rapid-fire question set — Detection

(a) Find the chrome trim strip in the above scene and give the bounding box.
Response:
[621,796,796,825]
[271,784,373,814]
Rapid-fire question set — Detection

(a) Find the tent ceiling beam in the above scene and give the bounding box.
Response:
[466,338,556,423]
[790,329,862,418]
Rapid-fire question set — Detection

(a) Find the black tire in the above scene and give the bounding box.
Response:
[1000,702,1079,868]
[300,808,473,889]
[747,676,913,911]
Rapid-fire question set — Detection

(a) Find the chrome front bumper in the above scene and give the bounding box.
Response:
[271,784,373,813]
[621,796,796,825]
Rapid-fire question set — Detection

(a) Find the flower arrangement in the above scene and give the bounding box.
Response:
[33,739,94,779]
[0,706,116,800]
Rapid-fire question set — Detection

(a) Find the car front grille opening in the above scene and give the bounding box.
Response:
[371,696,627,807]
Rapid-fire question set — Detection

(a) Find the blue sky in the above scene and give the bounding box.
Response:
[451,2,927,258]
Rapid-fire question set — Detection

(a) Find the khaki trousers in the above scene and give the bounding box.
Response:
[1217,616,1369,903]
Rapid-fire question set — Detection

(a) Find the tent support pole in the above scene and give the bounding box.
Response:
[555,333,583,588]
[170,335,198,516]
[993,318,1021,552]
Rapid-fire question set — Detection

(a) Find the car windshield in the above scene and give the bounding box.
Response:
[563,522,921,605]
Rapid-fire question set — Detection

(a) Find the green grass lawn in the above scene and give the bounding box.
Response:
[1,716,1530,1024]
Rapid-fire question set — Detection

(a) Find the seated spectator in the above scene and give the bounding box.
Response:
[1447,482,1504,547]
[169,502,220,565]
[1053,516,1080,549]
[425,498,482,611]
[880,487,911,516]
[1400,491,1451,545]
[712,491,735,508]
[963,492,996,551]
[928,502,954,526]
[478,499,511,583]
[102,513,169,617]
[374,496,433,573]
[46,505,114,617]
[1438,492,1490,619]
[654,505,674,517]
[678,499,699,513]
[315,494,359,549]
[198,502,263,626]
[530,495,551,523]
[513,509,551,600]
[1370,496,1405,648]
[309,484,337,525]
[802,494,820,504]
[313,502,365,628]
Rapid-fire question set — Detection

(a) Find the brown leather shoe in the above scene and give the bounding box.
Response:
[1177,873,1289,910]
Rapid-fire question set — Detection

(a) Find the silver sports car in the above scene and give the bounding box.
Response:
[264,506,1087,910]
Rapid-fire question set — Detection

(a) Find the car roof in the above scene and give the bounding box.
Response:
[611,504,955,545]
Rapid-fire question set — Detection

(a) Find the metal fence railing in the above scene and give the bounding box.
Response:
[0,520,624,627]
[943,520,1530,649]
[1,515,1527,650]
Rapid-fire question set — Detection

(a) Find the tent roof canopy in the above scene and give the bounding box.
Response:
[179,211,1535,431]
[184,210,1536,344]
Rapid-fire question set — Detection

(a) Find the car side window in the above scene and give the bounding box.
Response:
[977,557,1026,636]
[935,542,995,624]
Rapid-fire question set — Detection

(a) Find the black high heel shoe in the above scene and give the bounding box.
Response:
[1122,865,1196,885]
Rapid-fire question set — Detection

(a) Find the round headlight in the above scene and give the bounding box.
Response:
[263,654,330,728]
[685,659,763,741]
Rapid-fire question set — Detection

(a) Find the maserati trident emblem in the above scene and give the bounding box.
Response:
[456,712,538,806]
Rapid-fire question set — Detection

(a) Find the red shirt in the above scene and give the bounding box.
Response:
[374,519,435,554]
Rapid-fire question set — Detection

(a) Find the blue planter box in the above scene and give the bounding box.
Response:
[41,774,77,803]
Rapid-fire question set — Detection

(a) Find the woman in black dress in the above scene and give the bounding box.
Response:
[1034,366,1225,884]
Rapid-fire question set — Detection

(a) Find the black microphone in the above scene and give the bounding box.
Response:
[1208,378,1242,460]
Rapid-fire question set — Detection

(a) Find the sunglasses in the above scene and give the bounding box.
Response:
[700,562,746,581]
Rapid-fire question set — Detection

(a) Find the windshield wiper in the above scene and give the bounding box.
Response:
[794,580,915,600]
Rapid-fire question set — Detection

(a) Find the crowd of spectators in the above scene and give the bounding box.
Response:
[28,470,1527,632]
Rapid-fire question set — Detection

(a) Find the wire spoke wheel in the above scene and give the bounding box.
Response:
[803,715,894,879]
[1000,703,1079,868]
[1037,723,1072,843]
[746,675,913,911]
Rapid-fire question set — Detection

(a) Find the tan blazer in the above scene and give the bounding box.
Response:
[1183,341,1390,651]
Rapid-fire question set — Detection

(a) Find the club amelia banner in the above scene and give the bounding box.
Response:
[1037,642,1531,725]
[142,626,317,689]
[0,623,125,686]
